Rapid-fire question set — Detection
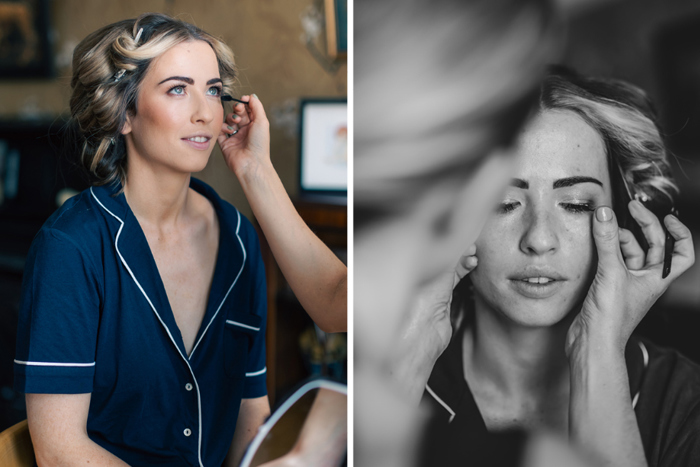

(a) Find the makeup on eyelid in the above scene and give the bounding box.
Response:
[496,199,597,214]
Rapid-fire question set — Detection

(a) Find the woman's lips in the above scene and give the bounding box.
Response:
[182,136,211,150]
[509,277,565,299]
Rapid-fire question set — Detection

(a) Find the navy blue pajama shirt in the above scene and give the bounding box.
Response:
[14,178,267,466]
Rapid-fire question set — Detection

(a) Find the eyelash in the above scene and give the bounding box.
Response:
[167,84,223,97]
[498,202,519,214]
[561,202,594,214]
[497,202,594,215]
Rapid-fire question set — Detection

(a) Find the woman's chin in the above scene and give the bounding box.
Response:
[500,305,575,329]
[181,155,212,174]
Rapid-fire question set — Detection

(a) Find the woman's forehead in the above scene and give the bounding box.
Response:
[513,109,609,182]
[148,40,220,81]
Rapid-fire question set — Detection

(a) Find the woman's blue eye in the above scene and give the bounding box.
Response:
[562,203,594,214]
[498,202,519,214]
[168,85,185,95]
[208,87,222,96]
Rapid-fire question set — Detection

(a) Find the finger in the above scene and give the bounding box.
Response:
[592,206,626,273]
[217,121,239,146]
[246,94,270,126]
[628,199,666,268]
[217,122,232,144]
[454,245,477,285]
[619,227,645,270]
[226,106,247,125]
[455,256,477,280]
[664,214,696,277]
[232,102,251,126]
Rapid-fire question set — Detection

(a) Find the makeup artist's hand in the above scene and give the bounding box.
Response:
[218,96,347,333]
[388,245,478,405]
[565,202,694,467]
[567,200,695,354]
[218,94,272,178]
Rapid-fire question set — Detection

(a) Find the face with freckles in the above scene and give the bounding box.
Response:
[469,109,613,327]
[122,40,224,174]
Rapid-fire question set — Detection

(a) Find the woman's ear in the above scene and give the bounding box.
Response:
[121,113,133,135]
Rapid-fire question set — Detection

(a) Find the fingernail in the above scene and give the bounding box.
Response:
[227,125,234,130]
[596,206,612,222]
[252,93,259,100]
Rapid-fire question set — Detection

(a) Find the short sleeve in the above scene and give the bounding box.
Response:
[241,226,267,399]
[14,228,101,394]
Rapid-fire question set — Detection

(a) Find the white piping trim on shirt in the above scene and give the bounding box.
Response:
[189,209,247,360]
[14,360,95,367]
[91,187,205,467]
[245,367,266,377]
[225,320,260,332]
[631,341,649,410]
[426,383,456,423]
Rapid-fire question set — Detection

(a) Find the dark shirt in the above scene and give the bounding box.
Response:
[421,330,700,467]
[14,178,267,466]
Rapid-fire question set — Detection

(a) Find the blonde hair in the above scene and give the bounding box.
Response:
[68,12,236,187]
[541,67,678,219]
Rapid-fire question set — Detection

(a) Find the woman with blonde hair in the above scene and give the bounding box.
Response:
[12,12,327,466]
[421,67,697,466]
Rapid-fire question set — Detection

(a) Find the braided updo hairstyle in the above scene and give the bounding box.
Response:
[68,12,236,187]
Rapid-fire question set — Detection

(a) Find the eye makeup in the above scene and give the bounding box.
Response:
[561,202,594,214]
[221,95,249,105]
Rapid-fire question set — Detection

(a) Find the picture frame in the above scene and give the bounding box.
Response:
[0,0,52,79]
[297,98,347,203]
[324,0,347,60]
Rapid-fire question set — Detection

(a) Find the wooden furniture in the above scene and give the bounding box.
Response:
[0,420,34,467]
[259,199,347,405]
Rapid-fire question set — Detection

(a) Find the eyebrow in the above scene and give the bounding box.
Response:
[510,176,604,190]
[157,76,223,85]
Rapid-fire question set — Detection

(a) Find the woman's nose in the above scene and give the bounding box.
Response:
[519,207,559,255]
[191,92,215,124]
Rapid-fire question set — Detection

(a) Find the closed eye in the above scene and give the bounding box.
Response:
[498,202,520,214]
[561,202,594,214]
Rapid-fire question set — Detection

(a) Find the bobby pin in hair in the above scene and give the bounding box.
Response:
[134,27,144,45]
[113,69,126,82]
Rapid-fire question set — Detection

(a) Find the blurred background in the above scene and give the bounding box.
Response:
[0,0,347,431]
[558,0,700,366]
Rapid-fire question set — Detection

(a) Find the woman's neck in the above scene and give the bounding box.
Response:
[465,294,574,402]
[123,158,192,229]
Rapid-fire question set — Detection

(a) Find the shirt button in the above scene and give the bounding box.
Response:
[185,383,193,391]
[184,428,192,437]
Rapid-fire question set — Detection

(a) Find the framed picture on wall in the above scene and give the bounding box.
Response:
[0,0,52,79]
[324,0,347,60]
[298,98,347,203]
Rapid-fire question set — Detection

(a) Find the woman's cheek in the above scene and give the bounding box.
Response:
[563,220,598,288]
